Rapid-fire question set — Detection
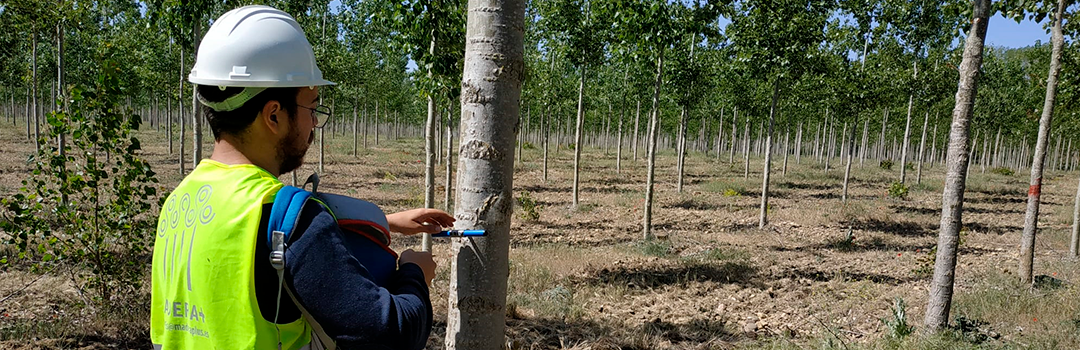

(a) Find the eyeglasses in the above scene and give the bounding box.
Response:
[299,104,332,128]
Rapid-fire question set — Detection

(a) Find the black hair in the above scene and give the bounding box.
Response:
[197,85,301,140]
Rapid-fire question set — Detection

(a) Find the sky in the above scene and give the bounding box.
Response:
[985,13,1050,48]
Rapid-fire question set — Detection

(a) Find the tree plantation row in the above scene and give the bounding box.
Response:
[2,0,1079,344]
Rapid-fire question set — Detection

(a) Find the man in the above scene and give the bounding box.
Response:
[150,6,452,350]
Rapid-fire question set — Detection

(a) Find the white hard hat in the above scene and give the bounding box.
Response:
[189,5,335,88]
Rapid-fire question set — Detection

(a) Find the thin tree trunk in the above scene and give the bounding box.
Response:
[444,114,454,211]
[796,121,802,164]
[879,109,889,160]
[860,118,869,166]
[31,29,38,152]
[445,1,523,346]
[543,106,549,182]
[843,115,859,204]
[716,107,725,159]
[642,50,665,240]
[677,105,687,193]
[572,67,586,208]
[743,113,750,179]
[917,111,930,184]
[192,21,202,170]
[760,77,780,228]
[1071,170,1080,258]
[729,107,737,164]
[616,102,623,174]
[782,126,789,176]
[633,100,640,161]
[353,103,359,157]
[179,47,186,175]
[423,31,438,252]
[924,0,990,331]
[1020,0,1066,284]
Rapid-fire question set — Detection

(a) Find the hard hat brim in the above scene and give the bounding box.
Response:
[188,76,337,88]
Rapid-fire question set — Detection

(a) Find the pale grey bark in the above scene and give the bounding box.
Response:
[179,47,186,175]
[677,106,687,193]
[572,68,586,207]
[729,107,737,164]
[353,104,358,157]
[759,77,780,228]
[1071,172,1080,258]
[917,111,929,184]
[31,30,38,151]
[423,90,437,251]
[1020,0,1066,284]
[445,115,454,211]
[879,108,888,160]
[900,61,917,183]
[782,126,789,176]
[633,100,641,161]
[743,113,750,179]
[843,116,858,204]
[860,118,869,166]
[716,107,724,159]
[444,0,523,347]
[56,17,65,163]
[643,50,665,240]
[192,21,202,169]
[796,121,802,164]
[925,0,990,332]
[616,102,623,174]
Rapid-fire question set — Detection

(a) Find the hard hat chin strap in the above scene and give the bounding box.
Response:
[197,86,268,112]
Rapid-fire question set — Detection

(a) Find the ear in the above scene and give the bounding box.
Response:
[260,100,285,136]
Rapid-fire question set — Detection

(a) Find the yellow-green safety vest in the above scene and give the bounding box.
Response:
[151,160,311,349]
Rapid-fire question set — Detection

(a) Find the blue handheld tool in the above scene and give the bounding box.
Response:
[432,229,487,237]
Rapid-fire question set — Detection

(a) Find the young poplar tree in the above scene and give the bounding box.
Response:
[444,0,524,348]
[924,0,991,332]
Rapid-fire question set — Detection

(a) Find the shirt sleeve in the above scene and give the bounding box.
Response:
[283,201,433,350]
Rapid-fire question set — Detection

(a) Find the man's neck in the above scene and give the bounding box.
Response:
[209,137,280,177]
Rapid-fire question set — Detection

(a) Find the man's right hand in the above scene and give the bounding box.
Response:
[399,249,436,286]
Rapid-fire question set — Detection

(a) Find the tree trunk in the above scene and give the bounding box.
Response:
[900,61,918,184]
[353,103,359,157]
[179,47,186,175]
[924,0,990,332]
[642,49,665,240]
[192,21,202,170]
[423,36,438,251]
[782,126,789,176]
[445,115,454,211]
[879,108,889,160]
[743,114,750,178]
[843,115,859,204]
[633,100,640,161]
[759,77,780,228]
[796,121,802,164]
[860,118,869,166]
[375,101,380,145]
[543,106,549,182]
[1020,0,1066,284]
[56,17,65,164]
[716,107,725,159]
[729,107,737,164]
[31,29,38,152]
[444,1,523,347]
[677,105,687,193]
[917,111,929,184]
[616,102,623,174]
[1071,171,1080,258]
[572,67,586,208]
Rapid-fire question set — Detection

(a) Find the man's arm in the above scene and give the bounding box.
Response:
[283,203,433,350]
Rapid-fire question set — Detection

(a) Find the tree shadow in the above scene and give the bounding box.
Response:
[841,218,933,237]
[778,266,919,285]
[890,204,938,216]
[576,261,762,289]
[776,181,834,191]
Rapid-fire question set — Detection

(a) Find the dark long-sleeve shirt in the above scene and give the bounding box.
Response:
[254,202,432,350]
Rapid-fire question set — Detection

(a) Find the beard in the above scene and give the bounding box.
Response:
[278,125,315,175]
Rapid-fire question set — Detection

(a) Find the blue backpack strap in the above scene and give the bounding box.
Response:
[267,185,312,250]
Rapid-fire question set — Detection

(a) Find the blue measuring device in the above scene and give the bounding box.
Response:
[431,229,487,238]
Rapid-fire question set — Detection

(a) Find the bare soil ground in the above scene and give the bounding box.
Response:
[2,122,1079,349]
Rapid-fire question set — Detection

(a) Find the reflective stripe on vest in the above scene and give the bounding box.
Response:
[150,160,310,349]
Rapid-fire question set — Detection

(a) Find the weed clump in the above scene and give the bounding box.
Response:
[888,182,909,199]
[880,159,895,170]
[990,167,1015,176]
[882,297,914,339]
[516,191,542,222]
